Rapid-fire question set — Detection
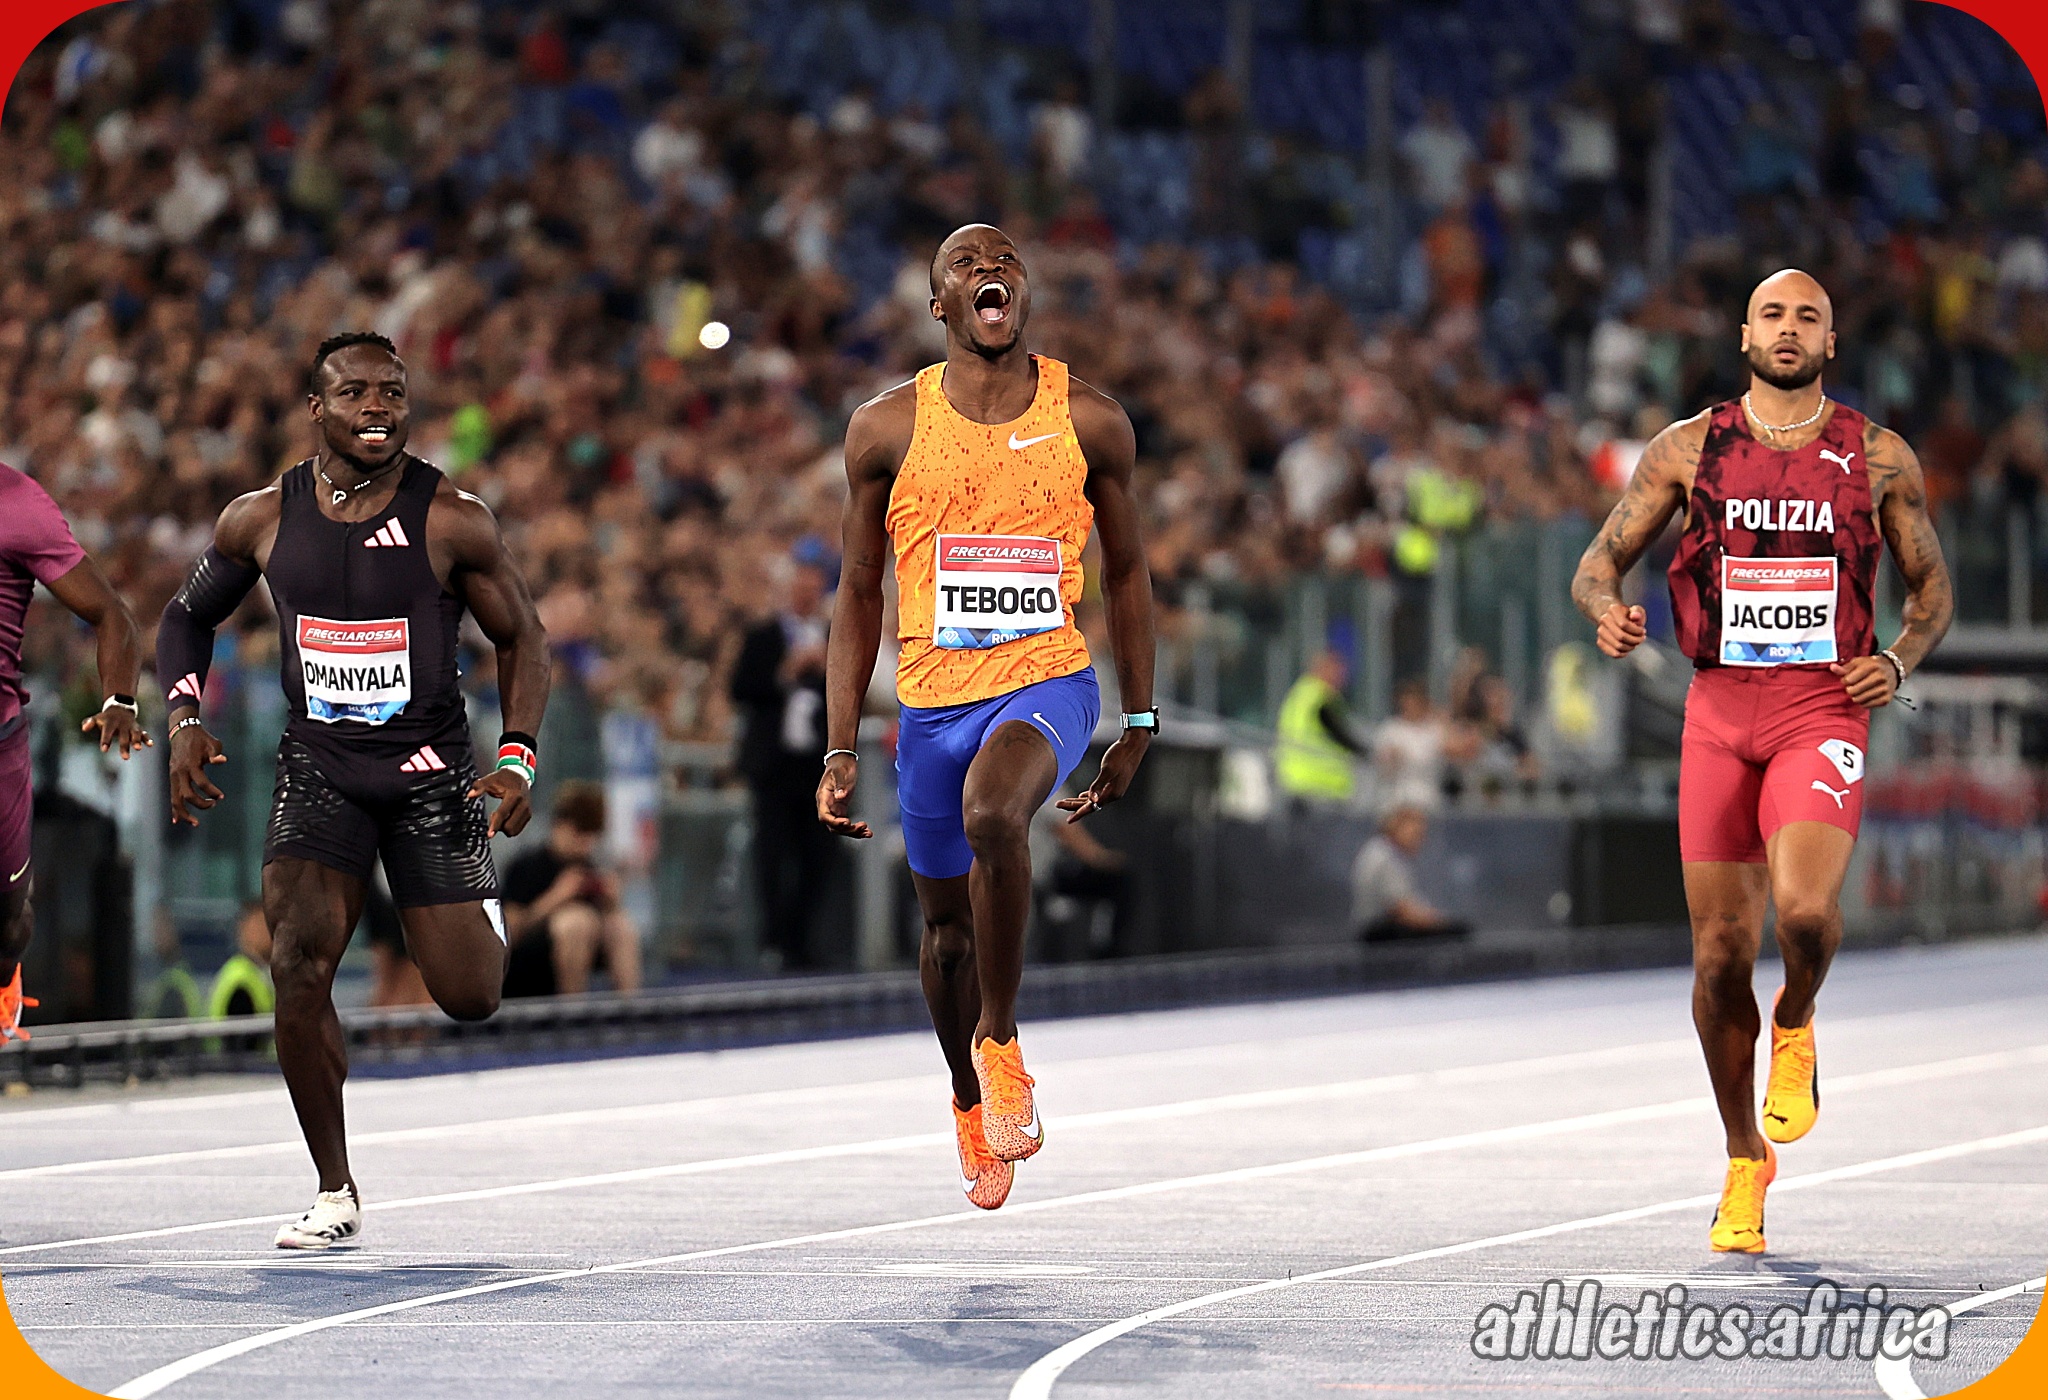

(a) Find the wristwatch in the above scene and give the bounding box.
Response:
[1120,708,1161,737]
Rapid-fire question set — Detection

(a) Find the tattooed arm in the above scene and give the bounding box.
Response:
[1570,413,1705,658]
[1839,424,1953,707]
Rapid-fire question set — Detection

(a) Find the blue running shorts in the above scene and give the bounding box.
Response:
[896,666,1101,879]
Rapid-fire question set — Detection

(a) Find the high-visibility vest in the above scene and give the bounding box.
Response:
[1407,467,1482,531]
[147,965,205,1020]
[1275,674,1356,800]
[207,954,274,1020]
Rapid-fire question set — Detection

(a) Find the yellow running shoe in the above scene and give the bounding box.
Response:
[1761,988,1818,1144]
[0,966,36,1042]
[1709,1144,1776,1253]
[973,1036,1043,1163]
[953,1100,1014,1210]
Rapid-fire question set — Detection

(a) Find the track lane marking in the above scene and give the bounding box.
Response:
[10,1041,2047,1261]
[1006,1127,2048,1400]
[10,976,2040,1130]
[0,1039,1695,1246]
[19,990,2046,1180]
[100,1060,2048,1395]
[1873,1275,2045,1399]
[0,1036,1695,1177]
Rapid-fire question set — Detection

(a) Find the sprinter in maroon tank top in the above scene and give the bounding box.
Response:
[1570,270,1954,1254]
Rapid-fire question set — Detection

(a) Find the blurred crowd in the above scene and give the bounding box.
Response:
[0,0,2043,764]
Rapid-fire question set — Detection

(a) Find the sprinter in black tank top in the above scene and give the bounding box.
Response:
[157,333,550,1249]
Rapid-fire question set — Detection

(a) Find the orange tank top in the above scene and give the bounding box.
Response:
[888,355,1094,709]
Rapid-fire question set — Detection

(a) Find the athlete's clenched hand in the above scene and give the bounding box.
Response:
[1594,603,1648,659]
[1830,655,1897,708]
[817,753,870,839]
[469,768,534,837]
[1057,732,1150,824]
[167,722,227,827]
[82,706,150,758]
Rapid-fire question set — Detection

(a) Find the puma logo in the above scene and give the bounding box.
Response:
[1819,449,1856,474]
[1008,431,1060,451]
[1810,779,1850,809]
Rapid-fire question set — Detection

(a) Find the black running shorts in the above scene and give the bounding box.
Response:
[263,728,500,908]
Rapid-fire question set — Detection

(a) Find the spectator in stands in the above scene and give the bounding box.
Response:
[502,782,644,998]
[731,546,840,970]
[1552,80,1620,224]
[1402,99,1477,212]
[1276,649,1370,806]
[1350,805,1469,942]
[1375,680,1457,812]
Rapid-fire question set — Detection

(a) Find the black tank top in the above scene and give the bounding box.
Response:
[267,457,467,747]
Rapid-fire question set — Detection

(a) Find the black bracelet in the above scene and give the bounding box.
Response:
[498,730,539,756]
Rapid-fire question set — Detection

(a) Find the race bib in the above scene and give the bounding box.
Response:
[1720,556,1837,666]
[297,616,411,724]
[932,534,1064,650]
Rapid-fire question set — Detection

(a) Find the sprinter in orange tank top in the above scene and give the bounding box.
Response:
[820,225,1156,1209]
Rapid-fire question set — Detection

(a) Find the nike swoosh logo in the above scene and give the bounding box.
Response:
[1008,431,1060,451]
[8,859,26,883]
[962,1175,981,1193]
[1019,1109,1041,1141]
[1031,711,1064,746]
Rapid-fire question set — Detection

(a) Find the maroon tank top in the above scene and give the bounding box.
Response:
[1668,400,1880,669]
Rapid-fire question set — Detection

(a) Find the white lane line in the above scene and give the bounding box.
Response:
[0,1075,935,1182]
[10,977,2041,1131]
[0,999,1619,1128]
[1006,1126,2048,1400]
[0,1039,1692,1254]
[17,991,2045,1181]
[1874,1275,2045,1400]
[12,1040,2047,1261]
[110,1117,2048,1399]
[0,1033,1695,1180]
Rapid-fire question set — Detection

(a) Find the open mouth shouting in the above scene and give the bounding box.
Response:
[973,280,1012,326]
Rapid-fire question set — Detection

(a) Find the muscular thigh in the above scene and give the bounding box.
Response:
[262,857,366,966]
[398,899,507,1001]
[961,720,1058,829]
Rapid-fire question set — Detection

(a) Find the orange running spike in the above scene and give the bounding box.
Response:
[953,1100,1014,1210]
[973,1037,1043,1163]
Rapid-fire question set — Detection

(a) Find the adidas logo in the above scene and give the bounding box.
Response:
[168,672,203,703]
[362,519,410,549]
[397,746,446,773]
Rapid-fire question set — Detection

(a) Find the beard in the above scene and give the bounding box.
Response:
[1747,341,1825,391]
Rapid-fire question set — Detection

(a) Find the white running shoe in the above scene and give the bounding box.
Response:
[274,1185,362,1250]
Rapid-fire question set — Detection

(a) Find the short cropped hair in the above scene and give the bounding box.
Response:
[308,331,398,390]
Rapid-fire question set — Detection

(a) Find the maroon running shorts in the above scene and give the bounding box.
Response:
[0,722,29,892]
[1678,666,1870,864]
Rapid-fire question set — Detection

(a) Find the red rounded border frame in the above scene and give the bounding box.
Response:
[0,0,2042,1395]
